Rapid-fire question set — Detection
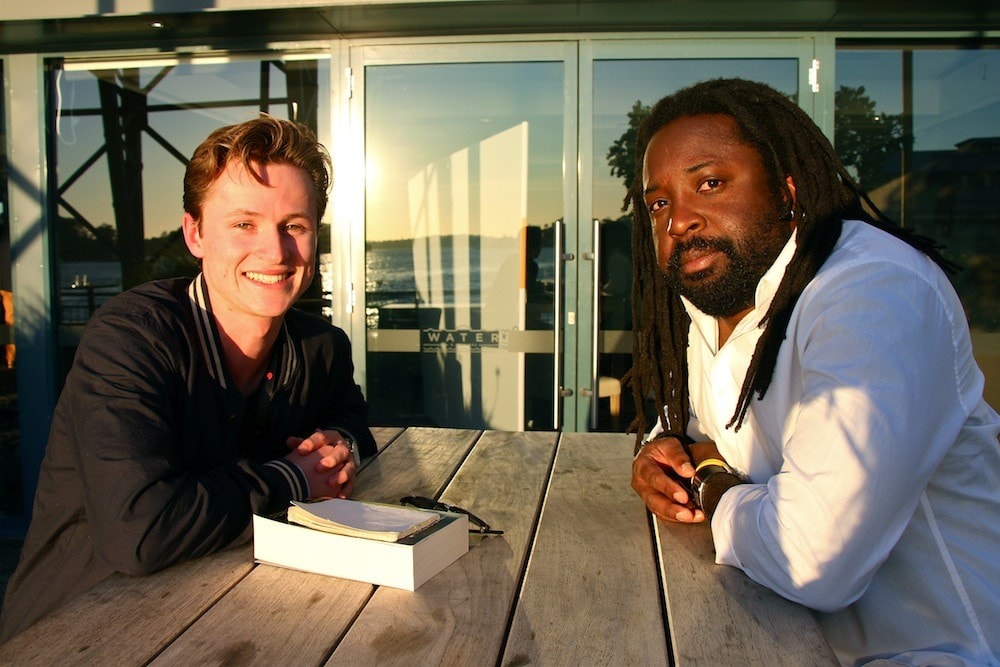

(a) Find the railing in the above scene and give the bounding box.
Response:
[59,284,119,325]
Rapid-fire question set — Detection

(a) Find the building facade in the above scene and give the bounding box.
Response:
[1,0,998,534]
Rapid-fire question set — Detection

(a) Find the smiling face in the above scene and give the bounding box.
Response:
[183,159,318,336]
[642,113,796,321]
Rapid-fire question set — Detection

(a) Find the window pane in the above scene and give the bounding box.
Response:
[836,44,1000,406]
[365,61,564,430]
[0,61,21,519]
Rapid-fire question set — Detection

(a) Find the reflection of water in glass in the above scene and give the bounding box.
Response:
[366,245,417,302]
[365,240,555,329]
[58,261,123,324]
[59,261,123,290]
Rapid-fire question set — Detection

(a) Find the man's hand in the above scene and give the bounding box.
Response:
[631,436,705,523]
[284,429,357,499]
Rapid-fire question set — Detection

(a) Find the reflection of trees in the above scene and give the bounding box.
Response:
[834,85,905,191]
[608,88,906,196]
[606,100,650,192]
[59,220,119,262]
[59,221,198,282]
[606,87,999,333]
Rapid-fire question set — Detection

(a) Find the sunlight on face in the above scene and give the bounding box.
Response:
[183,160,318,334]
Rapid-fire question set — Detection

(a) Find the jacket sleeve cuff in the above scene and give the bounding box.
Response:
[262,459,309,502]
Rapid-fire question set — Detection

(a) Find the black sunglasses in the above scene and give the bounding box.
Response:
[400,496,504,535]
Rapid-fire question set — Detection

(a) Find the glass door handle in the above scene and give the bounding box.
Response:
[589,218,601,430]
[552,218,566,429]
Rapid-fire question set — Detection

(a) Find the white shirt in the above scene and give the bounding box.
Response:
[671,220,1000,666]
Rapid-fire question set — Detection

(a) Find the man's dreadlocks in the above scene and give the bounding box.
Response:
[624,78,957,448]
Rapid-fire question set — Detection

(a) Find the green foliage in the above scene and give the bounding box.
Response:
[606,100,651,190]
[58,220,120,262]
[58,220,198,285]
[834,85,905,190]
[606,88,905,198]
[144,229,199,282]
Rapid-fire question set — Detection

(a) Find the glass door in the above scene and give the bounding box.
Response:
[578,39,816,432]
[352,38,818,432]
[354,43,576,431]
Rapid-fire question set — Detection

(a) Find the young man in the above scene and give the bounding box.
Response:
[0,116,375,641]
[628,79,1000,665]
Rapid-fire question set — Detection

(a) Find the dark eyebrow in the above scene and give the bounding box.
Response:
[644,159,717,196]
[685,160,715,173]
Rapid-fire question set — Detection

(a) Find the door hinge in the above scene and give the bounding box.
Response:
[808,59,820,93]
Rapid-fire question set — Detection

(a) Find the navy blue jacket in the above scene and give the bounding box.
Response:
[0,275,374,640]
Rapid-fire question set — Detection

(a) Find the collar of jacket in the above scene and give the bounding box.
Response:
[186,273,300,391]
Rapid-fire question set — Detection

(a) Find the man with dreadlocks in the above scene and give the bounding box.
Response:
[628,78,1000,665]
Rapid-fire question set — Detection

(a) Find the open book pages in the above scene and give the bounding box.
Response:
[287,498,441,543]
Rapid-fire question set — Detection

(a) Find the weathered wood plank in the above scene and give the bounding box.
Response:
[328,430,559,666]
[148,426,481,664]
[501,432,670,667]
[369,426,404,453]
[0,544,253,665]
[351,426,482,503]
[655,521,838,666]
[148,564,372,666]
[2,428,838,666]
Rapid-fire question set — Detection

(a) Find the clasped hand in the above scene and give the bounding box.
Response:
[284,429,357,499]
[631,436,721,524]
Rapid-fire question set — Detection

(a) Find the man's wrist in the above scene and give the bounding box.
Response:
[325,427,361,466]
[634,431,684,458]
[345,437,361,467]
[691,459,743,518]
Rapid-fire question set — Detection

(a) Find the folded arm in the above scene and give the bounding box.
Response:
[711,264,972,611]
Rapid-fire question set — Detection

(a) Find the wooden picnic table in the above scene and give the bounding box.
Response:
[0,427,836,665]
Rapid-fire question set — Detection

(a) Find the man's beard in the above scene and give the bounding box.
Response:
[665,224,790,318]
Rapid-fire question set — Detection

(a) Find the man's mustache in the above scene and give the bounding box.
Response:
[668,236,735,271]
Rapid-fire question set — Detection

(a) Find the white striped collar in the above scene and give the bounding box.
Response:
[187,274,228,388]
[186,273,300,391]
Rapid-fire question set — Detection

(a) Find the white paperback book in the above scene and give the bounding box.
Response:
[252,499,469,591]
[286,498,441,541]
